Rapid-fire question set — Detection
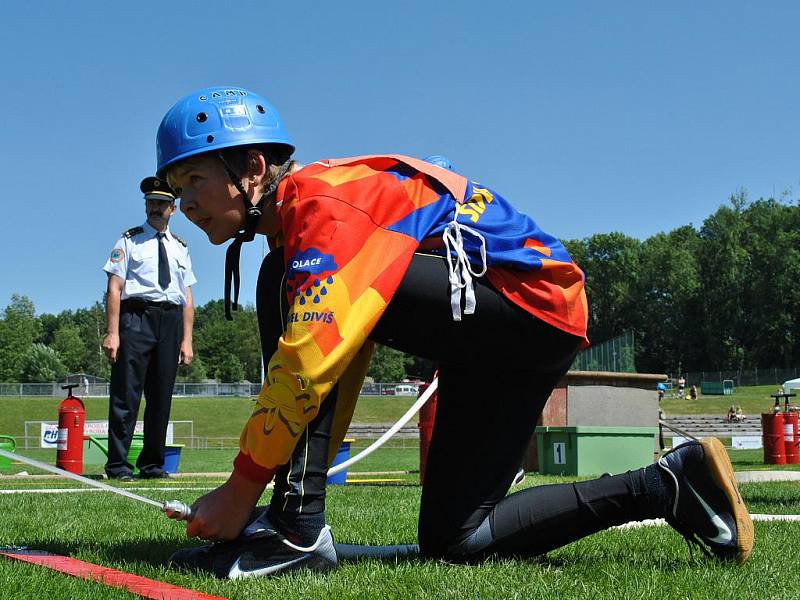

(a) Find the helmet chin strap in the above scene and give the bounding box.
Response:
[219,153,293,320]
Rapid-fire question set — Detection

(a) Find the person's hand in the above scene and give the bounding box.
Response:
[179,340,193,366]
[185,471,265,541]
[102,333,120,363]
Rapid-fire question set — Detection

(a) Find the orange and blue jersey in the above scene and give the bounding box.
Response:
[234,154,589,483]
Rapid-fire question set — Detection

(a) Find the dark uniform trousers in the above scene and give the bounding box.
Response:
[106,300,183,477]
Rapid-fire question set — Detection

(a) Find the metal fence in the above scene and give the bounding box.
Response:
[0,382,262,397]
[0,381,420,398]
[572,330,636,372]
[682,367,800,388]
[5,367,800,398]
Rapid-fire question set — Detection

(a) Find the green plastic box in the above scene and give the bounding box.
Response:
[0,435,16,473]
[701,381,735,396]
[535,426,658,476]
[84,434,145,473]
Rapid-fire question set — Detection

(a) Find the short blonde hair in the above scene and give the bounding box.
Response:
[164,145,292,192]
[164,154,212,192]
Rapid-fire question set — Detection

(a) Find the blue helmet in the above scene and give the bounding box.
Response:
[423,154,454,170]
[156,86,294,175]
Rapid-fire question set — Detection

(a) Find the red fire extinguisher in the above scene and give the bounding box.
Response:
[761,412,786,465]
[418,372,439,485]
[784,412,799,465]
[57,384,85,475]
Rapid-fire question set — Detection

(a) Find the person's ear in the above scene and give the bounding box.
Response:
[246,150,268,184]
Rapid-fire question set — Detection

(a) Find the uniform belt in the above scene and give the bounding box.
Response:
[121,298,181,311]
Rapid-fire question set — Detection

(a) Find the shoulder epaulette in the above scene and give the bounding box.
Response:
[123,226,143,239]
[173,234,187,247]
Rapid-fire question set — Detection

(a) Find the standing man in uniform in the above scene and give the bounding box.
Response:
[102,177,197,481]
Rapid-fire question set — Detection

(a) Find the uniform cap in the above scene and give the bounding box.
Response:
[140,176,176,201]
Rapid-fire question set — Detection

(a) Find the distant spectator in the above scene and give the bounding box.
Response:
[689,385,698,401]
[726,405,746,423]
[677,376,686,397]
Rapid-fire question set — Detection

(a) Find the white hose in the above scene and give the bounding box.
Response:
[615,514,800,530]
[327,378,438,476]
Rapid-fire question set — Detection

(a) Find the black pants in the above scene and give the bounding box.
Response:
[256,250,658,559]
[106,301,182,477]
[256,249,338,517]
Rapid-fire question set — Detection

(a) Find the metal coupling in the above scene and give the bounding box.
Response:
[163,500,192,521]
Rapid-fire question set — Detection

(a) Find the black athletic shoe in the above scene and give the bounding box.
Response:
[107,472,134,482]
[138,470,170,480]
[657,438,754,563]
[169,516,337,578]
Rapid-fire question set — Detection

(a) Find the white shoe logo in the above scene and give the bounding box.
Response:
[228,553,310,579]
[685,480,734,545]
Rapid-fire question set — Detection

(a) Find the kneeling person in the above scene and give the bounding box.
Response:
[155,86,752,576]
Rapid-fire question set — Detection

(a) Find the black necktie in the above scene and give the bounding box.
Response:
[157,233,171,289]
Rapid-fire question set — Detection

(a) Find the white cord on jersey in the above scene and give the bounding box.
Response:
[442,217,488,321]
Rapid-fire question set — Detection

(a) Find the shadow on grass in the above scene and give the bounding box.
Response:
[6,527,699,574]
[4,537,199,568]
[6,537,588,570]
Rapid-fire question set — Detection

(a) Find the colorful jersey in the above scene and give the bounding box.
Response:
[234,154,589,483]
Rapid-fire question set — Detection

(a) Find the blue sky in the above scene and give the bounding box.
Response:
[2,2,798,315]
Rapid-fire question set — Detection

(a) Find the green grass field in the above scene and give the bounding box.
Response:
[0,444,421,479]
[0,393,421,477]
[0,395,418,443]
[0,384,786,445]
[661,384,788,416]
[2,444,798,478]
[1,471,798,598]
[2,386,799,597]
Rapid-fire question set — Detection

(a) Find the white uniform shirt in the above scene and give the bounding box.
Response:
[103,221,197,305]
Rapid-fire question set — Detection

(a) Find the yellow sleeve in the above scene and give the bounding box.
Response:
[234,196,417,482]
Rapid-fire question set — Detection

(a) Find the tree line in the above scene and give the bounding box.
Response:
[0,192,797,383]
[564,191,799,373]
[0,297,265,384]
[0,295,418,384]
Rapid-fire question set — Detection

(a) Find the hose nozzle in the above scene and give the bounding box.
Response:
[163,500,192,521]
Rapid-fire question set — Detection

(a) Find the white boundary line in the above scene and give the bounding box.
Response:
[0,482,275,495]
[0,487,216,495]
[2,491,798,523]
[750,513,800,522]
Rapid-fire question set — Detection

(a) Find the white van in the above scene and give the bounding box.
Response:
[395,384,418,396]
